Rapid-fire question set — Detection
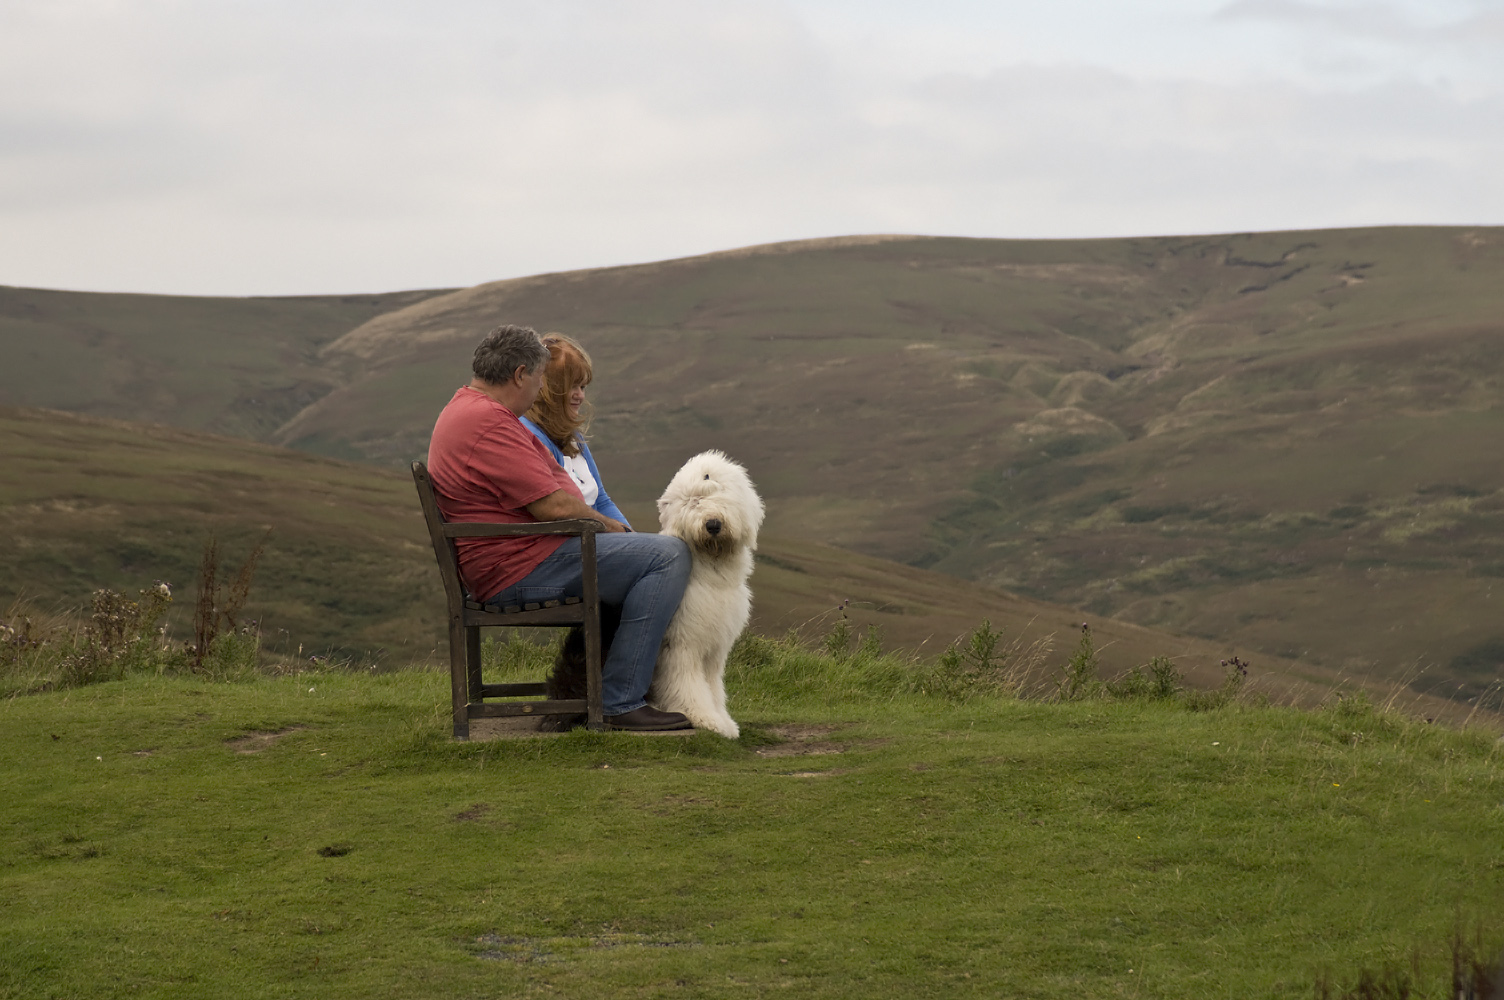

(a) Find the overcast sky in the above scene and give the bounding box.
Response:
[3,0,1501,296]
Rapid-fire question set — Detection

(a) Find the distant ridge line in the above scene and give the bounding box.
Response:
[680,233,923,260]
[310,235,928,365]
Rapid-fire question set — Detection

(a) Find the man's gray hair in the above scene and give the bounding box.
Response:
[472,324,550,384]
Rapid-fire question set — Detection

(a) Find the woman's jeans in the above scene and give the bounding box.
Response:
[488,533,690,716]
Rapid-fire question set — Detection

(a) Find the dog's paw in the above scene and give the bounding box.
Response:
[704,717,739,739]
[678,711,738,738]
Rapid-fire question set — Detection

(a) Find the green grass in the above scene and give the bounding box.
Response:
[3,636,1502,998]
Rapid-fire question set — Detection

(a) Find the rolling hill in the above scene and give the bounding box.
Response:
[0,284,450,441]
[5,226,1503,694]
[1,404,1345,704]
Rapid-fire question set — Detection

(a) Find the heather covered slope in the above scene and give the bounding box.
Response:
[267,228,1504,690]
[2,405,1314,699]
[0,407,438,657]
[0,284,448,440]
[8,227,1504,691]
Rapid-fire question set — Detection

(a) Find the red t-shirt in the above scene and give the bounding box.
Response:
[426,387,584,601]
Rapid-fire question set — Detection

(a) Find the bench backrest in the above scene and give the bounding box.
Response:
[411,461,467,615]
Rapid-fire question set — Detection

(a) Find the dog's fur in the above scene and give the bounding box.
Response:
[647,450,763,737]
[545,451,762,737]
[541,604,620,732]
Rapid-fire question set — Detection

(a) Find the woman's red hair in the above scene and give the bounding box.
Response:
[525,333,593,457]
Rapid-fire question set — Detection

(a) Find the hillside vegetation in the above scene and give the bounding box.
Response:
[7,227,1504,692]
[0,285,448,440]
[3,406,1321,700]
[0,407,436,657]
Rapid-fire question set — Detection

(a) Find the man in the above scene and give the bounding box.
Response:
[426,324,693,731]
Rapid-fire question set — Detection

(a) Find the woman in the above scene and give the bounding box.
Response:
[520,333,632,529]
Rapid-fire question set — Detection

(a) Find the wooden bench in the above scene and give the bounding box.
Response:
[411,460,605,739]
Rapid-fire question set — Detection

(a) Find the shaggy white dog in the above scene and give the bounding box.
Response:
[648,450,763,738]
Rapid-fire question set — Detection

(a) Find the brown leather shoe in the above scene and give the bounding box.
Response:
[603,706,693,731]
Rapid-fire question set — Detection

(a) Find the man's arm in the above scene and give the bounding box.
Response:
[526,489,627,532]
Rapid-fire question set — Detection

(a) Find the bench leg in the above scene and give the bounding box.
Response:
[466,627,483,702]
[449,618,470,741]
[581,531,605,731]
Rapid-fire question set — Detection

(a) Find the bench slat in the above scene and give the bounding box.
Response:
[462,605,588,627]
[465,597,581,612]
[442,520,600,538]
[481,682,548,697]
[470,699,587,718]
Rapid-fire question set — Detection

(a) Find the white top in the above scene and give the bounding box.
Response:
[560,451,598,506]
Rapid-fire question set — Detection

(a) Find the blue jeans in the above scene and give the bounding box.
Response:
[489,533,691,716]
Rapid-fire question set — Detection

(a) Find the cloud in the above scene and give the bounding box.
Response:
[1216,0,1412,33]
[0,0,1500,294]
[1214,0,1504,46]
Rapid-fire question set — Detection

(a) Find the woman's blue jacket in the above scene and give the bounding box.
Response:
[517,415,632,529]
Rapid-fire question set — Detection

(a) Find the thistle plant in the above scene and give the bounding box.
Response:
[1184,655,1251,711]
[59,583,175,687]
[1057,623,1101,702]
[822,600,853,661]
[932,619,1052,699]
[1106,655,1184,701]
[190,533,267,672]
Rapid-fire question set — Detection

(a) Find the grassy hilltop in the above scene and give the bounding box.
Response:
[6,226,1504,691]
[3,646,1501,998]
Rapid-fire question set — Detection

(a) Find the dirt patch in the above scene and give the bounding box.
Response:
[762,723,842,740]
[754,725,891,758]
[642,793,723,816]
[452,803,492,822]
[781,769,848,778]
[755,741,848,758]
[471,932,693,964]
[465,717,696,741]
[467,717,549,741]
[225,725,309,754]
[751,724,891,758]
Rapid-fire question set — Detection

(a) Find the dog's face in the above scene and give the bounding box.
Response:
[657,450,764,558]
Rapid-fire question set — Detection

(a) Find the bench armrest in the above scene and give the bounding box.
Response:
[440,519,601,539]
